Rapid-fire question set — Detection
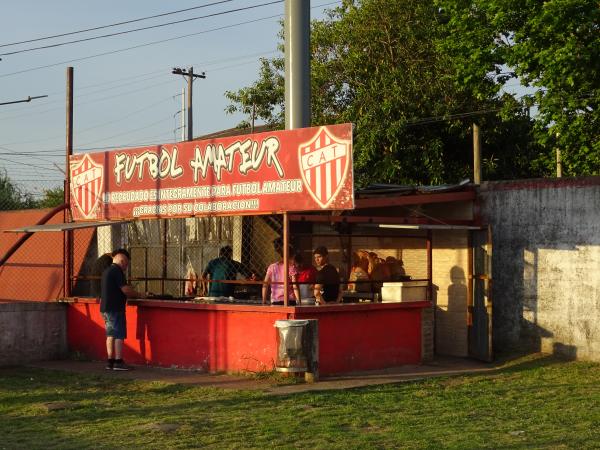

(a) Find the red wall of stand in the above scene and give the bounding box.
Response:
[67,299,428,376]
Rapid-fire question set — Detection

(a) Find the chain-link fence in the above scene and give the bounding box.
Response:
[72,215,283,301]
[70,215,430,303]
[1,200,432,303]
[0,206,66,301]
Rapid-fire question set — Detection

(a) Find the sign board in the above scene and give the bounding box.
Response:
[69,124,353,221]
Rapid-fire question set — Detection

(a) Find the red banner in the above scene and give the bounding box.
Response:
[69,124,353,221]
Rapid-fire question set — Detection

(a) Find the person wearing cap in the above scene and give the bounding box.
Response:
[100,248,145,371]
[313,246,341,305]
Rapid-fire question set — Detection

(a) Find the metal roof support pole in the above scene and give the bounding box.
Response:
[284,0,311,130]
[64,67,74,298]
[283,212,289,307]
[426,230,434,354]
[161,219,168,296]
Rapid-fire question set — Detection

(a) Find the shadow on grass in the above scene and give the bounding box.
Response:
[492,348,578,374]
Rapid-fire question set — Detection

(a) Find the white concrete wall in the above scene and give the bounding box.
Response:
[479,178,600,361]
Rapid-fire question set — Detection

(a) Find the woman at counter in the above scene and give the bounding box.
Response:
[348,250,370,293]
[294,252,317,304]
[262,238,301,306]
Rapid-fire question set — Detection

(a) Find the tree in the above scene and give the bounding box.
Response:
[35,187,65,208]
[0,170,36,210]
[0,170,64,210]
[437,0,600,176]
[225,56,284,129]
[225,0,543,186]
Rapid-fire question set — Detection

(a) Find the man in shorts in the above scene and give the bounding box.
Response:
[313,246,341,305]
[100,248,144,370]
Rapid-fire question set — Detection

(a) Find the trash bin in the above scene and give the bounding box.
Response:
[274,320,309,372]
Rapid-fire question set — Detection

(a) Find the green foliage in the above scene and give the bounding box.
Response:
[0,170,36,210]
[35,186,65,208]
[224,57,285,129]
[225,0,546,186]
[0,170,64,210]
[437,0,600,176]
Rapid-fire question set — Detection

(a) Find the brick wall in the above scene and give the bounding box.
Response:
[421,304,434,362]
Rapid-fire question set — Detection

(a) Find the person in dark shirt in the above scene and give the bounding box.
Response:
[313,246,341,305]
[100,248,144,371]
[91,253,112,298]
[202,246,254,297]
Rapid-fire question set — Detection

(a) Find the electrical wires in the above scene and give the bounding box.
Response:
[0,1,236,48]
[0,1,283,57]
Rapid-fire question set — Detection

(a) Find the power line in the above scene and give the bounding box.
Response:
[0,49,277,125]
[0,0,235,48]
[0,78,176,123]
[0,95,174,147]
[0,145,64,165]
[404,94,594,127]
[0,16,279,78]
[0,1,340,79]
[76,116,174,147]
[0,0,283,57]
[3,48,274,116]
[0,74,176,121]
[0,95,48,106]
[42,47,277,96]
[0,19,277,79]
[0,156,64,172]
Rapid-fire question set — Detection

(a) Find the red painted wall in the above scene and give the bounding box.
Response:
[68,300,292,373]
[67,299,427,375]
[293,303,424,374]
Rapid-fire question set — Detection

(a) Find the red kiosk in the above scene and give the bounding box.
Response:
[64,123,432,376]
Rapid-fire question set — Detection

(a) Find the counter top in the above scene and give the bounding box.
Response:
[64,297,430,313]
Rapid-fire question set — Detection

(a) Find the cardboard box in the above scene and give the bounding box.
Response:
[381,281,428,302]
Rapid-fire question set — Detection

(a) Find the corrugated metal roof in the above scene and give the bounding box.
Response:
[356,179,471,197]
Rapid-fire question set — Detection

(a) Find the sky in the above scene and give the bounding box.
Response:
[0,0,338,197]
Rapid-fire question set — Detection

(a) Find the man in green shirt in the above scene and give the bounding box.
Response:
[202,246,253,297]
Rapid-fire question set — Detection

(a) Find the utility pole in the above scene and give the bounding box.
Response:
[172,67,205,141]
[473,123,481,184]
[65,66,74,298]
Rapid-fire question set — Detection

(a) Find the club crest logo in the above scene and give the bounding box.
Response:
[298,127,351,208]
[70,154,103,219]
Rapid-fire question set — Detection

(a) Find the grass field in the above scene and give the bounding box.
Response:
[1,354,599,449]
